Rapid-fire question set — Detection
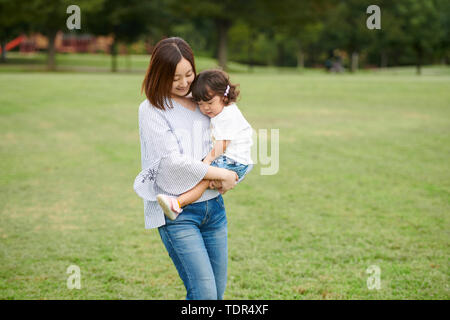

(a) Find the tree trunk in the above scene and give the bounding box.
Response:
[415,44,423,75]
[277,42,284,67]
[297,40,304,70]
[47,30,57,71]
[381,50,388,68]
[297,52,304,69]
[416,49,423,75]
[248,31,255,73]
[351,51,359,73]
[126,53,131,72]
[110,39,118,72]
[216,19,231,70]
[0,39,6,63]
[125,45,131,72]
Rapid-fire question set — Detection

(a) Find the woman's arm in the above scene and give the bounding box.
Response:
[137,103,208,196]
[157,149,237,195]
[204,166,238,194]
[138,102,236,196]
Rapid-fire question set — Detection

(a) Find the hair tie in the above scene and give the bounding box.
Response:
[224,85,230,97]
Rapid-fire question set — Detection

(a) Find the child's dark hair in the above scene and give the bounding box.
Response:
[191,69,240,105]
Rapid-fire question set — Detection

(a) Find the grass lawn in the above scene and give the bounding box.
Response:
[0,64,449,299]
[0,52,250,73]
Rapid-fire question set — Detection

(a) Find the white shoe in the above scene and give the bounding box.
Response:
[157,194,183,220]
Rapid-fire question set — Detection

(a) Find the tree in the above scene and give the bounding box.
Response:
[321,0,373,72]
[395,0,442,74]
[0,1,32,62]
[26,0,102,70]
[266,0,334,69]
[355,0,403,68]
[85,0,170,72]
[171,0,254,70]
[435,0,450,64]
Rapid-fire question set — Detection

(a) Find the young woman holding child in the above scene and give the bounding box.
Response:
[133,37,252,300]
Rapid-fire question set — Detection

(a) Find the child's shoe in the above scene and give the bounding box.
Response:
[157,194,183,220]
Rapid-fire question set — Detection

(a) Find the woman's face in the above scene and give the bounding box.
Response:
[171,57,195,97]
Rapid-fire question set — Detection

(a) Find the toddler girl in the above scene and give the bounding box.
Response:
[157,69,253,220]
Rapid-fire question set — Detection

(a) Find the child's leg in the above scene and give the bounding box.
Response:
[177,179,210,208]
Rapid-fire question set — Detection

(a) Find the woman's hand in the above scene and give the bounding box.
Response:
[204,166,238,194]
[218,170,238,194]
[209,180,222,190]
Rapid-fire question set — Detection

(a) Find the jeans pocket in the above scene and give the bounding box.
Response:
[216,195,225,210]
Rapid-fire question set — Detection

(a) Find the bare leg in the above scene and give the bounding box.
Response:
[177,179,210,208]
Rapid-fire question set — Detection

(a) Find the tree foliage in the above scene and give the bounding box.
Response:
[1,0,448,72]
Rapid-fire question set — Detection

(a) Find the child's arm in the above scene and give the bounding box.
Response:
[203,140,230,165]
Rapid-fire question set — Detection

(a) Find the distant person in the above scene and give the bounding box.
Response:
[325,50,334,72]
[133,37,238,300]
[331,53,344,73]
[156,69,254,220]
[325,59,333,72]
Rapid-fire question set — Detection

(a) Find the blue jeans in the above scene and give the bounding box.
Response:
[158,195,227,300]
[211,155,253,182]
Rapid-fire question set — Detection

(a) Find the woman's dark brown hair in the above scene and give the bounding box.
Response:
[191,69,240,106]
[141,37,196,110]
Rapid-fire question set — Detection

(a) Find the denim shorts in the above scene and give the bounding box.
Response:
[211,155,253,183]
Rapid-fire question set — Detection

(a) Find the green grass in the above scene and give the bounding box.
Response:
[0,52,242,73]
[3,51,450,76]
[0,65,449,299]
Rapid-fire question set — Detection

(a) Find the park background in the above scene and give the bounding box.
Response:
[0,0,449,299]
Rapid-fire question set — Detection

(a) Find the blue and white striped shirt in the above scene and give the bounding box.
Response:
[134,99,219,229]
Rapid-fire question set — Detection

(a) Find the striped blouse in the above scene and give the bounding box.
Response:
[133,98,219,229]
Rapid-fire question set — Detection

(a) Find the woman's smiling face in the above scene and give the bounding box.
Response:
[171,57,195,97]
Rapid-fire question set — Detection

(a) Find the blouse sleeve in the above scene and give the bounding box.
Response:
[133,102,208,200]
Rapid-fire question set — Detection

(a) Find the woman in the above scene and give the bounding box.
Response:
[133,37,238,300]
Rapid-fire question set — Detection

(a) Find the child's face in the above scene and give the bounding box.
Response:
[198,95,225,118]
